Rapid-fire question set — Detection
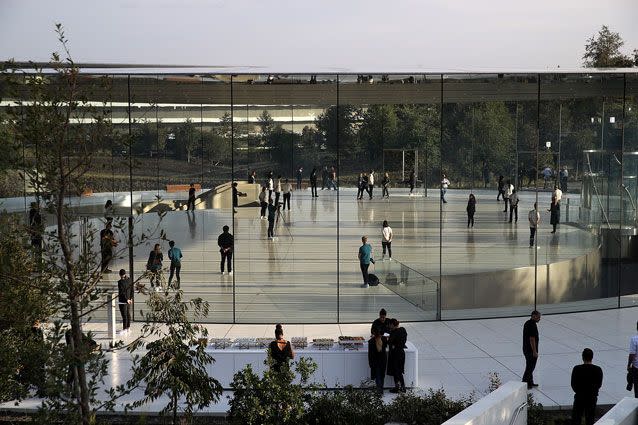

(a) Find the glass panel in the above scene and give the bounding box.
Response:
[233,74,338,323]
[440,74,536,319]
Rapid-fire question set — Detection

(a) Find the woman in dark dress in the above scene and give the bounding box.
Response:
[368,327,388,393]
[549,196,560,233]
[387,318,407,393]
[466,193,476,228]
[269,325,294,372]
[146,243,163,291]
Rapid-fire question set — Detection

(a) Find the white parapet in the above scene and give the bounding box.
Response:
[442,381,528,425]
[595,397,638,425]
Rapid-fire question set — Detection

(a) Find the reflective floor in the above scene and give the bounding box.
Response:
[95,187,598,323]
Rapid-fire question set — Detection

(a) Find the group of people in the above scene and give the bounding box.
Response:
[522,310,604,425]
[369,309,408,393]
[356,171,390,199]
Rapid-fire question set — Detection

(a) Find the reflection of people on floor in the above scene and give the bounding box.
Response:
[387,318,407,393]
[549,197,560,234]
[218,225,234,275]
[528,203,540,247]
[187,210,197,239]
[368,327,388,394]
[466,194,476,228]
[509,190,519,223]
[571,348,603,425]
[310,195,317,223]
[400,262,409,285]
[269,325,294,372]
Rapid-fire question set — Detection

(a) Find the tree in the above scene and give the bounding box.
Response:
[257,110,276,139]
[315,105,361,154]
[173,118,198,163]
[358,105,398,167]
[127,288,223,425]
[583,25,634,68]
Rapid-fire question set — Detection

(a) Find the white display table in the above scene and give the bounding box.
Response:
[204,342,418,389]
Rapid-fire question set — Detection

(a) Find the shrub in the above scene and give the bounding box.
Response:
[306,386,387,425]
[386,389,474,425]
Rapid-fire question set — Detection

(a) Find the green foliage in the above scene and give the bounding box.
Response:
[527,392,546,425]
[306,386,387,425]
[315,105,361,153]
[583,25,635,68]
[228,357,319,425]
[258,110,276,138]
[127,290,222,425]
[386,389,474,425]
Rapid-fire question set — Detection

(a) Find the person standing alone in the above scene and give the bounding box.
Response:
[441,174,450,203]
[117,269,133,333]
[368,170,375,199]
[522,310,541,389]
[466,194,476,228]
[382,220,393,261]
[358,236,375,288]
[509,189,519,223]
[267,199,277,239]
[381,172,390,198]
[310,167,318,197]
[503,180,513,213]
[167,240,183,288]
[187,183,196,211]
[259,186,268,219]
[282,179,292,211]
[571,348,603,425]
[528,203,540,247]
[218,225,234,275]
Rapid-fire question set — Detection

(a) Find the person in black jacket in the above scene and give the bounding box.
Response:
[549,196,560,234]
[522,310,541,388]
[466,194,476,228]
[117,269,133,332]
[187,183,196,211]
[387,318,408,393]
[571,348,603,425]
[217,225,234,275]
[269,326,294,372]
[309,167,318,197]
[368,327,388,393]
[146,244,163,291]
[371,308,390,335]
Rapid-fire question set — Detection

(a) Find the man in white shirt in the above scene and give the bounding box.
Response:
[553,185,563,204]
[368,170,375,199]
[503,180,514,213]
[441,174,450,203]
[627,321,638,397]
[528,203,540,247]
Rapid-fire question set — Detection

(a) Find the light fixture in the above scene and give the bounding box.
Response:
[545,141,551,149]
[609,117,615,123]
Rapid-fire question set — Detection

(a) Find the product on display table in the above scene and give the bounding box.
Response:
[210,338,232,349]
[312,338,335,350]
[338,336,365,350]
[290,337,308,348]
[235,338,256,350]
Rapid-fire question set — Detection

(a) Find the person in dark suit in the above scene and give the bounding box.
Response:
[549,196,560,234]
[310,167,318,197]
[187,183,196,211]
[368,327,388,393]
[522,310,541,388]
[387,318,407,393]
[117,269,133,332]
[571,348,603,425]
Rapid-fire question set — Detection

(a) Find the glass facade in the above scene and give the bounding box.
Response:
[2,70,638,323]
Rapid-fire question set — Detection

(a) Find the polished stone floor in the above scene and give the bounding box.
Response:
[89,187,599,323]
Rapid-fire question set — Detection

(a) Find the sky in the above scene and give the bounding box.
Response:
[1,0,637,72]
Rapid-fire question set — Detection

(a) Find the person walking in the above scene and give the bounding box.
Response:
[218,225,234,275]
[560,166,569,193]
[528,203,540,247]
[382,220,393,261]
[167,240,183,288]
[503,180,513,212]
[549,196,560,234]
[328,166,338,190]
[259,186,268,219]
[382,172,390,198]
[522,310,541,389]
[117,269,133,333]
[571,348,603,425]
[387,318,407,393]
[509,189,519,223]
[267,171,274,202]
[310,167,318,197]
[100,221,117,273]
[497,175,505,201]
[440,174,450,203]
[466,194,476,228]
[187,183,196,211]
[296,166,303,190]
[274,175,282,206]
[267,199,277,239]
[368,170,375,199]
[409,170,417,196]
[321,165,328,190]
[146,243,163,291]
[368,327,388,394]
[357,173,365,200]
[627,321,638,397]
[282,179,292,210]
[358,236,375,288]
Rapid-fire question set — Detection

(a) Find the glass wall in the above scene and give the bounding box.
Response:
[2,70,638,323]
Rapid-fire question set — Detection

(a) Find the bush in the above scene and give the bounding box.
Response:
[386,389,474,425]
[306,386,387,425]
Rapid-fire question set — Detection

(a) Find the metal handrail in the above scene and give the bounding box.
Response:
[508,400,528,425]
